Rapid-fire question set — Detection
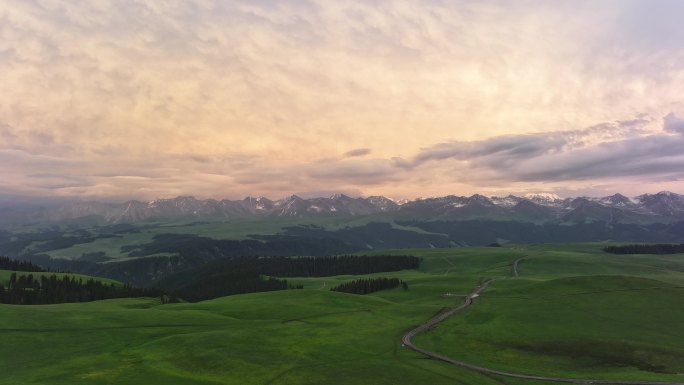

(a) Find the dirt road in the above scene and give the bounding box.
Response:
[512,257,524,277]
[401,260,684,385]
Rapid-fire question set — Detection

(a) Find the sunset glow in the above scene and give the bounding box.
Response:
[2,0,684,200]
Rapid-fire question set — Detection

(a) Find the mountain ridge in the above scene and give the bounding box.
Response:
[3,191,684,225]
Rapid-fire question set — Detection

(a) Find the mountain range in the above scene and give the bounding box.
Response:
[3,191,684,225]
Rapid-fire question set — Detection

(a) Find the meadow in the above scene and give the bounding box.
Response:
[2,244,684,384]
[26,218,442,262]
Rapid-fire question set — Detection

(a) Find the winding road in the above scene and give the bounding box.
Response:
[400,257,684,385]
[512,257,524,277]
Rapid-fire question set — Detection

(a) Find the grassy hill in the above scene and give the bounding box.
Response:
[416,275,684,381]
[2,244,684,384]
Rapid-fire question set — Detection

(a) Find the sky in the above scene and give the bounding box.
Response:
[2,0,684,202]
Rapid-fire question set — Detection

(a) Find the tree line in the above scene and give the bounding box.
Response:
[603,244,684,255]
[157,255,421,302]
[0,272,163,305]
[330,277,407,295]
[0,254,422,304]
[0,256,45,272]
[167,273,301,303]
[255,255,421,277]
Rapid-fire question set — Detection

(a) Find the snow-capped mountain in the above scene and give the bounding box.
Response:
[524,192,561,200]
[595,193,636,208]
[523,193,564,207]
[366,196,399,212]
[5,191,684,225]
[635,191,684,216]
[490,195,523,208]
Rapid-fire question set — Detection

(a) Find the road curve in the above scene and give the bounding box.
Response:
[401,278,684,385]
[512,257,525,277]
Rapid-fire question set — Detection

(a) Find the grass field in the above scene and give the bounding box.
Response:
[12,219,299,261]
[36,217,443,261]
[36,218,340,261]
[2,244,684,384]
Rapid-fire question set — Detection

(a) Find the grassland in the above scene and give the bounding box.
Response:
[35,219,340,261]
[35,217,443,261]
[2,244,684,384]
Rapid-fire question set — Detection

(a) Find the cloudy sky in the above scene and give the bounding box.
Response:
[2,0,684,201]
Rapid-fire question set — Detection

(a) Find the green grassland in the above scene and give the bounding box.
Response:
[38,218,344,261]
[34,217,442,261]
[9,219,297,261]
[2,244,684,384]
[44,232,158,260]
[413,245,684,383]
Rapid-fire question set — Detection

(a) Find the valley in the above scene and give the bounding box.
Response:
[2,191,684,286]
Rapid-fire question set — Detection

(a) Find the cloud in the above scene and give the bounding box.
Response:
[293,189,364,199]
[2,112,684,201]
[397,117,654,169]
[343,148,372,158]
[393,114,684,187]
[307,159,399,183]
[396,134,564,170]
[663,112,684,134]
[1,1,684,200]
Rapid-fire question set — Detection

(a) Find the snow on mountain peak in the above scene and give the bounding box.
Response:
[489,195,521,207]
[524,193,562,201]
[656,191,682,197]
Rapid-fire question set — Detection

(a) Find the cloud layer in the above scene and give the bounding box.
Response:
[2,1,684,200]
